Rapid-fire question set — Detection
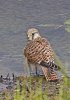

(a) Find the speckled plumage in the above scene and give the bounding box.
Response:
[24,37,54,64]
[24,29,59,82]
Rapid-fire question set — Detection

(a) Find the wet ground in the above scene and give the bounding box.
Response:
[0,0,70,76]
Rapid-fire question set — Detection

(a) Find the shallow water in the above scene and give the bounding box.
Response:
[0,0,70,76]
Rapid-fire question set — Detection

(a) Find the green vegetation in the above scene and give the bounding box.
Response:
[64,19,70,33]
[0,75,70,100]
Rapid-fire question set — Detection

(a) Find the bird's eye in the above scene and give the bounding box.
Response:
[32,33,34,36]
[32,33,35,39]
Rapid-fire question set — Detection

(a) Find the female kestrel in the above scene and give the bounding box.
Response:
[24,28,60,82]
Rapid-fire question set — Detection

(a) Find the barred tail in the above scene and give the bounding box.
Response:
[40,61,59,82]
[48,71,58,82]
[40,61,60,70]
[41,67,58,82]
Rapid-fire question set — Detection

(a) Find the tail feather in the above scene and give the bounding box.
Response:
[49,71,58,82]
[41,67,58,82]
[40,61,59,82]
[40,61,60,70]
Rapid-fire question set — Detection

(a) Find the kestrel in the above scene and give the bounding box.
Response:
[24,28,60,82]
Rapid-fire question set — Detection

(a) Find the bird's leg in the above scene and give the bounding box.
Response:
[35,66,38,75]
[35,64,38,76]
[27,61,32,75]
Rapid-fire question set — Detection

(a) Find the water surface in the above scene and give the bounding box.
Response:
[0,0,70,76]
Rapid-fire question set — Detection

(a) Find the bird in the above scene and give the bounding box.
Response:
[24,28,60,82]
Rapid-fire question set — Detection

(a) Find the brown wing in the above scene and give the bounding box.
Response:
[24,37,54,64]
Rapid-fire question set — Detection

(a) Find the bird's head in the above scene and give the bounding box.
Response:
[27,28,41,40]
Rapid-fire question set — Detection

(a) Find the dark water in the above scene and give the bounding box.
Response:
[0,0,70,76]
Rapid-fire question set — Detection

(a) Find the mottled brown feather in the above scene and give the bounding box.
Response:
[24,37,54,64]
[24,37,58,81]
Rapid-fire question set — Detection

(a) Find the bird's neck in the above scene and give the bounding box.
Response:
[34,33,41,39]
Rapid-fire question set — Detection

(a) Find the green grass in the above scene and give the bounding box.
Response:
[0,75,70,100]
